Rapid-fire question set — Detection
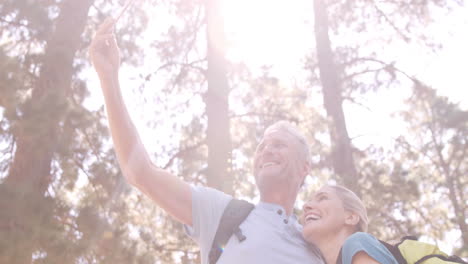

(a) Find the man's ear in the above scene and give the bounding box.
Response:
[300,161,310,187]
[345,212,360,227]
[302,160,311,176]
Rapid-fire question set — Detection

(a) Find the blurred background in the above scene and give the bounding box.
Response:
[0,0,466,263]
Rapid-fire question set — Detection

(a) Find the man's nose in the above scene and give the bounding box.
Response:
[262,143,275,153]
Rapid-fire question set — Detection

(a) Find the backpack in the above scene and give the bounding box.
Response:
[380,236,467,264]
[208,198,254,264]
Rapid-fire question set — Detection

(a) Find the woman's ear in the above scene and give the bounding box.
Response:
[345,212,360,227]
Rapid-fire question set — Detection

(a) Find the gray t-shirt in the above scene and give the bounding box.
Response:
[184,185,323,264]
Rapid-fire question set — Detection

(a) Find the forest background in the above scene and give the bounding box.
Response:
[0,0,467,263]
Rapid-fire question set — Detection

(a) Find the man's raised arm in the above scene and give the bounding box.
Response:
[89,18,192,226]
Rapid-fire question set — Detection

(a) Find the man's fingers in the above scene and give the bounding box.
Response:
[93,33,115,42]
[91,34,113,46]
[90,34,118,55]
[97,17,116,35]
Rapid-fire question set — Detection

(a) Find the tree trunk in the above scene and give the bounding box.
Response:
[3,0,93,262]
[204,0,232,194]
[313,0,359,192]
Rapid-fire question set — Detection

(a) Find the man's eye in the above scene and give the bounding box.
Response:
[273,142,286,148]
[317,195,328,201]
[256,144,264,151]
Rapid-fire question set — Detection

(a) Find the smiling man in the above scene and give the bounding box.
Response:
[253,123,312,215]
[89,18,322,264]
[185,122,322,264]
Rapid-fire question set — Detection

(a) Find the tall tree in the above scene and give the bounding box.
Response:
[6,0,93,191]
[312,0,359,192]
[3,1,93,262]
[204,0,232,193]
[398,82,467,253]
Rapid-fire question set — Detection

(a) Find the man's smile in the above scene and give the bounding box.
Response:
[261,161,280,169]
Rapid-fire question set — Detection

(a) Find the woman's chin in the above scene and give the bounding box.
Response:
[302,224,321,244]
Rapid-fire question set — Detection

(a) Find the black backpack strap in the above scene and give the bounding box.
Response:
[337,240,406,264]
[414,254,468,264]
[379,240,407,264]
[208,198,255,264]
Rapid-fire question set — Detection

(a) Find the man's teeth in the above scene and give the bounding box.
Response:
[262,162,277,168]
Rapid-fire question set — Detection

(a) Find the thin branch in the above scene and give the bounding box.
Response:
[69,87,104,164]
[341,66,387,82]
[342,57,424,87]
[379,211,406,235]
[162,140,206,170]
[398,137,441,172]
[452,144,467,185]
[373,3,411,42]
[342,96,372,111]
[182,5,204,63]
[229,112,291,120]
[72,156,95,186]
[143,59,206,84]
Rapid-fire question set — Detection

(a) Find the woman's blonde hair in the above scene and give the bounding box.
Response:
[328,185,369,232]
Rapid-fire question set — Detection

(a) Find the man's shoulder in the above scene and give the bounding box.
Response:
[191,185,234,200]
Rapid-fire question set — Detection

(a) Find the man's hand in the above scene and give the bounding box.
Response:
[89,18,120,77]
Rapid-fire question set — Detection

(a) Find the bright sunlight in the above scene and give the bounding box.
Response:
[222,0,314,76]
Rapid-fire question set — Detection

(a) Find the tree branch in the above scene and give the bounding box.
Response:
[373,3,411,42]
[162,140,206,170]
[230,112,293,121]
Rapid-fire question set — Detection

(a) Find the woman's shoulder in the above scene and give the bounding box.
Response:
[344,232,380,246]
[341,232,398,264]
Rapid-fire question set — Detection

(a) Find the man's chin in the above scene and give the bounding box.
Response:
[256,168,282,179]
[256,173,286,190]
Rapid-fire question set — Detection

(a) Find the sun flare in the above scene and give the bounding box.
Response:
[221,0,314,73]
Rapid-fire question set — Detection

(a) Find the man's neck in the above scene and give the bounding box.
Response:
[260,193,296,215]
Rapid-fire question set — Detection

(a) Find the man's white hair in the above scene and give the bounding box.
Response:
[264,120,312,166]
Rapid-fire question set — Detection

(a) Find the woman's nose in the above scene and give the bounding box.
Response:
[303,201,313,212]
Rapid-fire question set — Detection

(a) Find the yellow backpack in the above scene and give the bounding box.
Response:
[381,236,467,264]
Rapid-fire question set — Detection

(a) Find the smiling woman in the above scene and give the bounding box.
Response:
[302,185,398,264]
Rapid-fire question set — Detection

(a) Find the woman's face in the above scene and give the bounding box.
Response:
[301,186,354,243]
